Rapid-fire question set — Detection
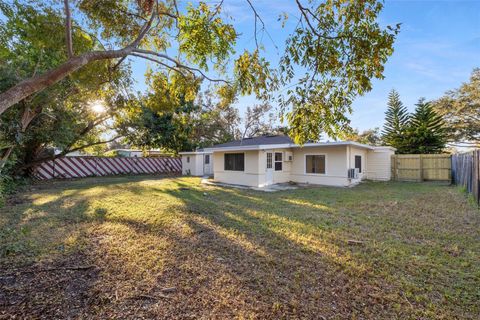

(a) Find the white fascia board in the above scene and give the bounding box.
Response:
[205,143,293,152]
[292,141,374,150]
[203,141,379,153]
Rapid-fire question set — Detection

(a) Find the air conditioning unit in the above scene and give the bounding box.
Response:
[285,151,293,161]
[348,168,359,179]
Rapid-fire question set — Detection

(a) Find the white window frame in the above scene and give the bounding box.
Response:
[274,152,283,172]
[266,152,273,169]
[304,153,327,175]
[205,154,210,164]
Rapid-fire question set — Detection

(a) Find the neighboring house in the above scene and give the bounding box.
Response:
[179,149,213,176]
[53,148,91,157]
[179,135,395,187]
[112,149,144,157]
[146,150,174,157]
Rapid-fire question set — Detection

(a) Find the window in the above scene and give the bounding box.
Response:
[306,155,326,174]
[205,154,210,164]
[355,155,362,173]
[187,156,190,163]
[224,153,244,171]
[274,152,282,171]
[266,153,272,169]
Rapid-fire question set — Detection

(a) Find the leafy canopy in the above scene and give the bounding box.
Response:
[381,92,447,154]
[407,99,447,154]
[382,89,410,153]
[280,0,399,143]
[0,0,399,144]
[433,68,480,147]
[0,1,131,173]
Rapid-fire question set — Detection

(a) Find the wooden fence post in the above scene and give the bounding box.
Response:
[391,155,397,181]
[419,155,423,182]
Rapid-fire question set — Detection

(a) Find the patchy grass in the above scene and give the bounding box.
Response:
[0,176,479,319]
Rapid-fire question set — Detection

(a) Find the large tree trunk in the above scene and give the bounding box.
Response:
[0,48,133,116]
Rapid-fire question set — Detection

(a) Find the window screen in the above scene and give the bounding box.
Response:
[355,155,362,173]
[224,153,245,171]
[274,152,282,171]
[205,154,210,164]
[306,155,326,174]
[266,153,272,169]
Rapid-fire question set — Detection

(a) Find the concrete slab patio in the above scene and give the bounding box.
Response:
[201,177,300,192]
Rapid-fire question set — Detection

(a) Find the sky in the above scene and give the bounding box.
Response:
[129,0,480,132]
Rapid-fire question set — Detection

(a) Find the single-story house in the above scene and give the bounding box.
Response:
[180,135,395,187]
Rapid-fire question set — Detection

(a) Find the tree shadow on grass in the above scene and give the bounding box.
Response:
[2,177,470,318]
[153,183,408,319]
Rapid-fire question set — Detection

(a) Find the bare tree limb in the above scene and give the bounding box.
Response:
[64,0,74,58]
[245,0,278,51]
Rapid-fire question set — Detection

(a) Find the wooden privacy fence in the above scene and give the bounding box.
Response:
[452,151,480,205]
[391,154,451,182]
[32,156,182,180]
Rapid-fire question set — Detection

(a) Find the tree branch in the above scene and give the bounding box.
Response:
[132,49,231,84]
[0,47,135,115]
[130,53,186,77]
[294,0,340,40]
[130,10,157,47]
[18,135,123,171]
[64,0,74,58]
[245,0,277,50]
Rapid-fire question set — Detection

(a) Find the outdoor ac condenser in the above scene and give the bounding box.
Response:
[348,168,359,179]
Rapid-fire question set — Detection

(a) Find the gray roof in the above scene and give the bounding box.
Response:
[211,135,293,148]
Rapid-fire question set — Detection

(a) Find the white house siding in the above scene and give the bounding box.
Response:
[289,146,351,187]
[256,148,292,185]
[181,154,203,176]
[184,143,394,187]
[366,148,395,181]
[181,153,214,176]
[213,150,262,187]
[349,146,368,181]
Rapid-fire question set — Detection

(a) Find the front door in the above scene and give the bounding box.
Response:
[265,152,273,185]
[203,154,212,176]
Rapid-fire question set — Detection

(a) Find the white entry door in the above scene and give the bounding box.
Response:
[203,154,212,176]
[265,152,274,185]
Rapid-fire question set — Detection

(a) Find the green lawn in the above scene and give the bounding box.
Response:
[1,176,479,319]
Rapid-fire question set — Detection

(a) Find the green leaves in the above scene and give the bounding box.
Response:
[432,68,480,146]
[408,99,447,154]
[382,89,410,153]
[144,71,201,113]
[280,0,399,143]
[2,0,400,152]
[234,50,271,99]
[178,2,237,71]
[381,92,447,154]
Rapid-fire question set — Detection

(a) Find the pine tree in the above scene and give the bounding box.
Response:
[382,89,410,152]
[406,98,447,154]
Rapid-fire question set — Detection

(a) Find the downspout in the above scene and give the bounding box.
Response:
[346,145,351,182]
